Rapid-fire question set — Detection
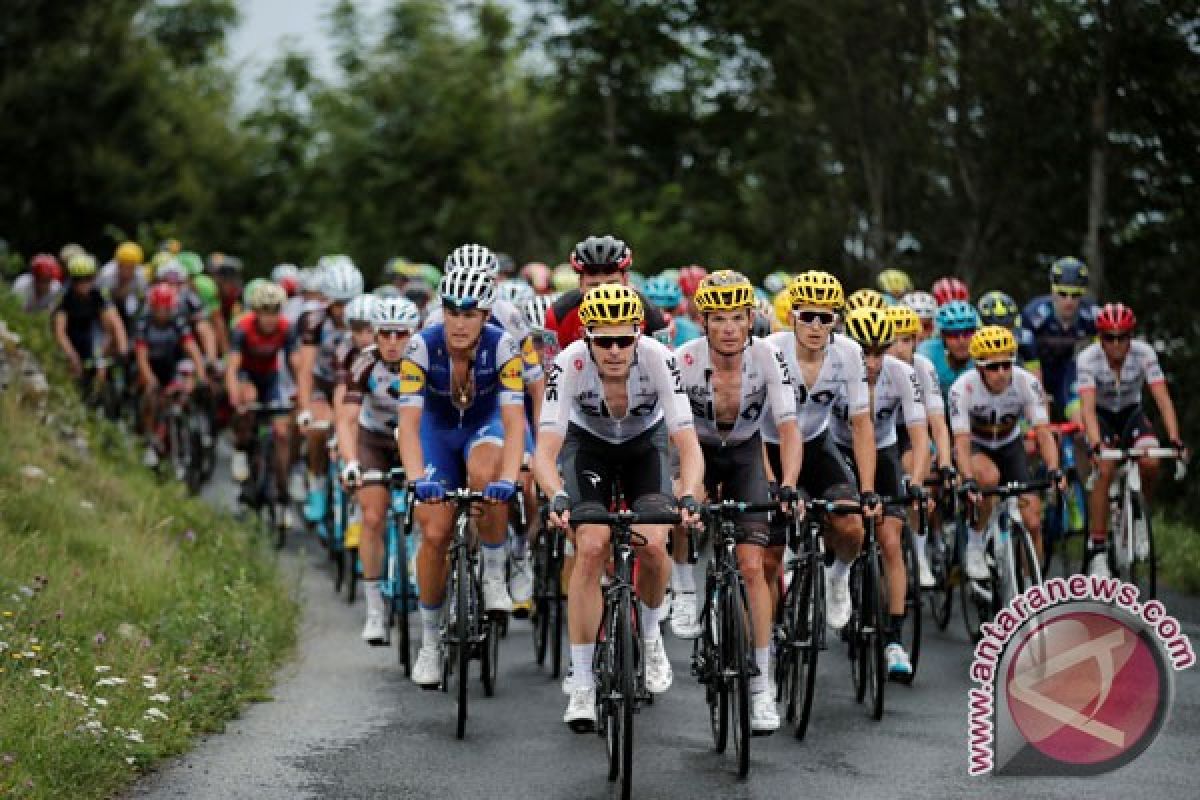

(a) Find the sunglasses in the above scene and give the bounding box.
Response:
[258,304,281,314]
[1101,332,1131,343]
[979,360,1014,373]
[377,329,413,340]
[1054,288,1086,298]
[864,346,890,358]
[943,329,975,340]
[588,333,638,350]
[793,309,837,325]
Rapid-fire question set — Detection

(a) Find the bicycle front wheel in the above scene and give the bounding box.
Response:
[929,520,955,630]
[454,540,471,739]
[863,545,886,721]
[725,580,751,777]
[898,524,921,683]
[702,572,727,753]
[618,590,636,800]
[1128,491,1156,600]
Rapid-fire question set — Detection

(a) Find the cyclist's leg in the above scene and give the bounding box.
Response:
[357,428,397,633]
[624,424,675,615]
[464,419,511,601]
[875,446,908,646]
[993,440,1042,562]
[964,447,1000,577]
[805,433,861,629]
[1127,410,1161,503]
[762,442,785,602]
[231,374,259,459]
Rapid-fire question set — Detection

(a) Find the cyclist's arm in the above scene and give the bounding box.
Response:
[527,374,544,429]
[671,426,705,500]
[1034,423,1059,472]
[532,430,565,499]
[224,351,242,401]
[335,397,360,466]
[395,405,424,480]
[1079,387,1102,450]
[210,309,230,356]
[930,412,953,470]
[850,411,876,493]
[53,311,79,365]
[498,402,526,484]
[1147,380,1181,444]
[183,336,206,377]
[296,343,317,414]
[193,317,218,365]
[1024,373,1057,470]
[953,432,974,482]
[908,421,930,488]
[134,345,155,388]
[777,420,801,490]
[102,306,128,355]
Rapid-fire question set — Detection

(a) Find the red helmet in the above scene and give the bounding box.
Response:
[31,253,59,281]
[932,277,969,306]
[278,276,299,297]
[1095,302,1136,333]
[147,283,179,312]
[678,265,709,298]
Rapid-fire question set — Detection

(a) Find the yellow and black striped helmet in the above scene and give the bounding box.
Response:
[579,283,644,327]
[787,270,844,310]
[845,307,895,348]
[693,270,755,312]
[885,304,922,337]
[845,288,887,312]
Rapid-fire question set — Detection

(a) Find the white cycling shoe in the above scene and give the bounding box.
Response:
[965,541,990,581]
[643,637,673,694]
[564,686,597,733]
[231,450,250,483]
[750,690,780,734]
[885,642,913,680]
[412,644,443,689]
[1087,550,1112,579]
[509,556,534,614]
[482,578,514,613]
[361,609,387,646]
[824,570,852,630]
[916,549,936,589]
[669,592,702,639]
[142,445,159,469]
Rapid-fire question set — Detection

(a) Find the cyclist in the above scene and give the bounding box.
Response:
[1018,256,1097,421]
[134,284,207,468]
[97,242,147,327]
[835,308,929,679]
[977,290,1021,332]
[932,276,970,307]
[917,300,980,400]
[877,268,914,302]
[53,254,129,391]
[12,253,62,312]
[643,274,702,346]
[533,284,704,731]
[156,259,219,368]
[339,296,421,642]
[763,271,879,633]
[901,290,937,341]
[544,236,670,355]
[948,326,1065,579]
[886,303,954,587]
[845,288,887,313]
[297,258,363,525]
[396,262,528,688]
[225,280,296,524]
[676,271,800,733]
[1077,303,1186,577]
[521,261,554,295]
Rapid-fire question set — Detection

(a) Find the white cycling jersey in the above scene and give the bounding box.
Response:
[423,297,542,383]
[1075,339,1165,413]
[345,345,402,435]
[675,336,796,446]
[948,366,1048,447]
[540,335,693,444]
[831,354,925,449]
[762,331,869,443]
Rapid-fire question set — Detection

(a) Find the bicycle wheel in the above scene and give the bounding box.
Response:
[396,515,412,676]
[898,525,921,683]
[725,580,751,777]
[1012,524,1044,596]
[617,590,636,800]
[185,412,205,495]
[929,519,954,630]
[1127,492,1156,600]
[701,570,727,753]
[599,602,620,781]
[849,559,867,703]
[775,563,798,724]
[454,537,471,739]
[549,546,564,680]
[344,548,358,603]
[794,555,823,740]
[531,534,549,666]
[480,553,499,697]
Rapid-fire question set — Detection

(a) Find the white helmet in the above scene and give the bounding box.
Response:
[317,253,356,273]
[271,263,300,283]
[247,280,287,310]
[344,294,380,325]
[323,261,364,302]
[498,278,534,310]
[439,265,496,311]
[445,243,499,276]
[902,290,937,321]
[372,296,421,331]
[300,266,324,293]
[523,294,555,332]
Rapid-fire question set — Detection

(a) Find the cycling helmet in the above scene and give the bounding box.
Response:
[247,280,286,311]
[876,268,913,297]
[886,304,922,337]
[935,300,980,333]
[157,259,187,285]
[969,325,1017,361]
[773,290,792,326]
[787,270,844,310]
[751,309,774,338]
[521,262,552,293]
[845,288,887,312]
[494,252,516,277]
[147,283,178,312]
[67,253,98,278]
[552,263,579,292]
[322,261,364,302]
[643,275,683,310]
[977,290,1020,329]
[439,265,497,311]
[498,278,535,310]
[60,243,86,266]
[159,238,182,255]
[419,263,442,287]
[115,241,144,267]
[271,261,300,283]
[901,290,937,320]
[845,307,895,349]
[386,257,424,279]
[317,253,356,272]
[371,296,421,331]
[763,270,791,295]
[570,235,632,274]
[932,277,970,306]
[693,270,755,312]
[1050,256,1089,291]
[193,274,219,312]
[445,243,499,276]
[174,251,203,277]
[579,283,644,328]
[209,252,242,274]
[242,278,265,307]
[678,265,708,298]
[523,294,554,332]
[1095,302,1136,333]
[31,253,59,280]
[626,270,646,292]
[345,294,380,326]
[373,284,402,298]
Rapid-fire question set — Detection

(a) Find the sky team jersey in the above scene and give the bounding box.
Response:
[831,354,925,449]
[948,366,1049,447]
[345,345,404,435]
[911,352,945,417]
[762,331,869,443]
[540,336,692,445]
[397,323,524,428]
[231,314,296,376]
[1075,339,1165,413]
[916,336,972,404]
[675,337,795,446]
[423,298,544,384]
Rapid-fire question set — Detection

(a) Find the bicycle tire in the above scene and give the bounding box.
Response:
[455,520,471,739]
[345,548,358,604]
[481,548,499,697]
[396,512,412,676]
[793,554,822,739]
[1128,491,1156,600]
[1012,522,1043,596]
[849,559,867,703]
[727,580,751,776]
[185,413,205,495]
[549,545,564,680]
[898,525,921,684]
[702,569,727,753]
[929,520,955,630]
[775,563,799,724]
[863,542,885,721]
[617,589,636,800]
[600,601,620,782]
[531,533,550,666]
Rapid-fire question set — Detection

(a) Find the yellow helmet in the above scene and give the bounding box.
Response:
[845,288,887,312]
[969,325,1017,361]
[693,270,755,312]
[115,241,144,267]
[877,268,913,296]
[579,283,644,327]
[773,290,792,327]
[844,308,895,349]
[787,270,844,310]
[886,304,922,337]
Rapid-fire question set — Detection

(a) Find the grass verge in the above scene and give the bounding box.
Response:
[0,293,298,799]
[1156,514,1200,595]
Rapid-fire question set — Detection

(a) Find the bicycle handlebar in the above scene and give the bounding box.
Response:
[969,479,1053,499]
[570,509,682,527]
[1098,447,1188,480]
[805,498,862,516]
[1025,422,1083,439]
[700,500,782,516]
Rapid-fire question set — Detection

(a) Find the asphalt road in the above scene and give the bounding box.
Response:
[129,447,1200,800]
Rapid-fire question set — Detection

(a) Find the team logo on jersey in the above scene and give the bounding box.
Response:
[399,360,425,393]
[499,357,523,391]
[684,352,695,367]
[545,363,562,402]
[574,358,584,371]
[521,336,539,367]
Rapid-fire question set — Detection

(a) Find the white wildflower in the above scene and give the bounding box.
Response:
[93,697,108,707]
[31,668,50,678]
[141,675,157,689]
[94,665,112,674]
[143,707,169,721]
[148,693,170,704]
[125,730,144,744]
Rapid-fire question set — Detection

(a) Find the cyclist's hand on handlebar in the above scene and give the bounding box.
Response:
[483,479,516,503]
[777,484,801,515]
[1047,467,1067,493]
[961,478,981,505]
[678,494,702,528]
[861,491,883,519]
[296,409,314,429]
[939,464,958,492]
[413,480,445,503]
[1171,438,1190,463]
[548,491,571,528]
[341,460,362,489]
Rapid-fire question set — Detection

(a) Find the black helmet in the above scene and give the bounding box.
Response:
[570,235,632,274]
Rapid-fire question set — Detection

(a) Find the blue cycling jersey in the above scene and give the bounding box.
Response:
[673,316,704,347]
[917,336,972,404]
[1018,294,1096,413]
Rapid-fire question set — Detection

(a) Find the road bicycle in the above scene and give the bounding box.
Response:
[846,513,885,721]
[1036,422,1089,578]
[239,400,294,549]
[880,489,925,685]
[530,490,566,679]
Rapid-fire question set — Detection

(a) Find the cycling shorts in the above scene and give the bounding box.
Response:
[1097,405,1158,448]
[313,375,336,405]
[766,430,858,543]
[420,414,505,489]
[359,427,403,486]
[561,421,674,516]
[838,444,905,521]
[238,370,287,411]
[701,433,774,547]
[971,438,1031,485]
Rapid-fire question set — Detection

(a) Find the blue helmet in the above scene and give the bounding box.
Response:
[936,300,980,333]
[644,275,682,310]
[1049,256,1089,290]
[977,290,1020,329]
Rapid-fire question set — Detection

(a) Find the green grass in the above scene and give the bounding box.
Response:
[1156,514,1200,594]
[0,293,298,799]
